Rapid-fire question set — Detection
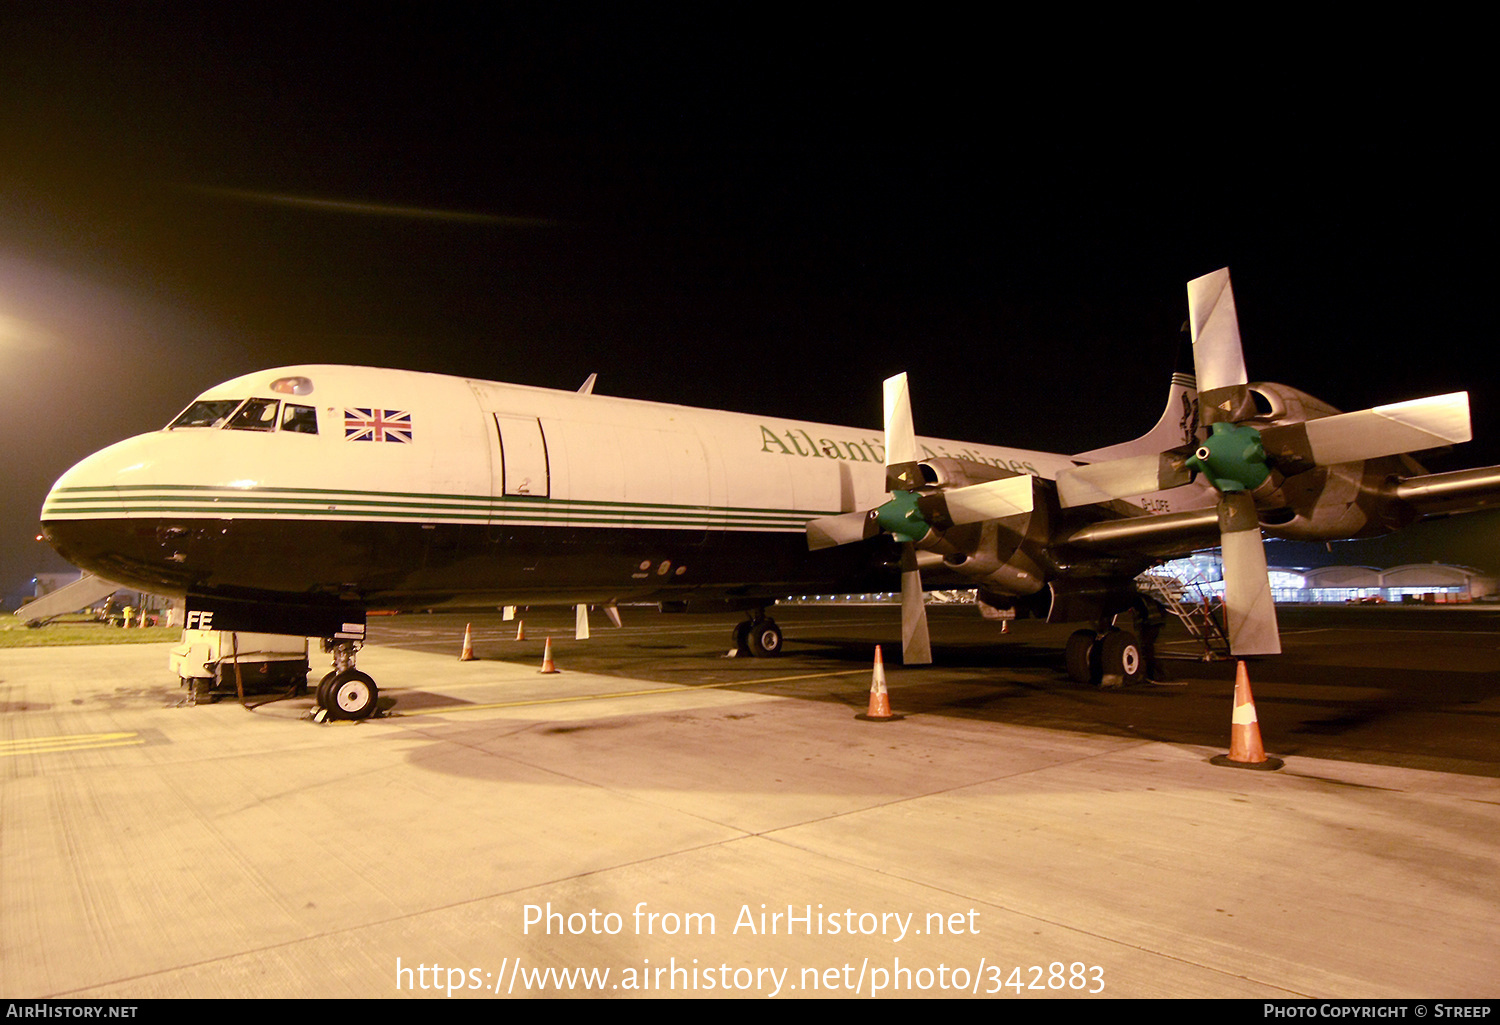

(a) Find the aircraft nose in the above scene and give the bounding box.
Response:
[39,433,189,594]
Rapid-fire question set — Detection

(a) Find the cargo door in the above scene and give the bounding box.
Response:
[493,414,550,498]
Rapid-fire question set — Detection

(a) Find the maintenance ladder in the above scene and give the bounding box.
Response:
[1137,572,1233,660]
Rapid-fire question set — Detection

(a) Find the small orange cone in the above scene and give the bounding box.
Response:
[460,623,476,661]
[515,620,526,641]
[1211,661,1283,770]
[539,636,560,674]
[855,645,903,722]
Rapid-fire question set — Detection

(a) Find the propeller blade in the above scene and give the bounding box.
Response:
[1188,268,1255,426]
[899,545,932,665]
[883,373,923,491]
[1217,491,1281,656]
[1056,451,1194,508]
[927,474,1036,524]
[806,508,876,550]
[1260,392,1472,469]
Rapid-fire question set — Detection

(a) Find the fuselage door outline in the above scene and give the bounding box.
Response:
[493,413,551,500]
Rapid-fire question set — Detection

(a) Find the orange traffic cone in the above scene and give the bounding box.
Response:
[460,623,476,661]
[515,620,526,641]
[1211,661,1283,770]
[855,646,903,722]
[539,636,560,674]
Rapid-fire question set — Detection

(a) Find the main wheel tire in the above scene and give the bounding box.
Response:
[732,620,752,654]
[326,670,378,720]
[1098,629,1145,688]
[1064,629,1099,685]
[745,618,783,657]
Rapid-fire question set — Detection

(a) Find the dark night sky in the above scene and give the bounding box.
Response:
[1,6,1495,596]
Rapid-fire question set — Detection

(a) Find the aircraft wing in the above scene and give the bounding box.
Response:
[1060,506,1222,553]
[1057,463,1500,558]
[1383,464,1500,518]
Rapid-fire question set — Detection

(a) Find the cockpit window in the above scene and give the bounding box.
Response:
[169,399,241,429]
[226,398,280,431]
[281,403,318,434]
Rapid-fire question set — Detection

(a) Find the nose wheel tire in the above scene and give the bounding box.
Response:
[324,670,379,720]
[315,671,338,709]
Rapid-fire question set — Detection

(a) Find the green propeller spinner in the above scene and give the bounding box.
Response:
[873,488,928,543]
[1185,421,1270,493]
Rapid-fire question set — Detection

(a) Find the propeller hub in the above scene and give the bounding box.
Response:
[873,489,930,543]
[1186,421,1270,493]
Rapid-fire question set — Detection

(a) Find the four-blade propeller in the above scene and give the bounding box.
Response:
[805,373,1034,665]
[1057,268,1470,656]
[808,269,1471,665]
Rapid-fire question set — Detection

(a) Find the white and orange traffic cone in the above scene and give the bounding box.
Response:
[539,636,560,674]
[460,623,476,661]
[855,645,903,722]
[515,620,526,641]
[1211,661,1283,770]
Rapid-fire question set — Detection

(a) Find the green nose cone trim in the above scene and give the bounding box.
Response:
[874,489,929,542]
[1186,422,1270,493]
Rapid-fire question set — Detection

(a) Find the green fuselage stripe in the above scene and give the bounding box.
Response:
[42,485,830,529]
[47,484,837,519]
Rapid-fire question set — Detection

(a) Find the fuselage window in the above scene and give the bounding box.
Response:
[281,404,318,434]
[226,397,280,431]
[169,399,242,429]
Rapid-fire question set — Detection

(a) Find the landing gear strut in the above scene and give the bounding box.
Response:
[733,612,784,657]
[314,639,380,720]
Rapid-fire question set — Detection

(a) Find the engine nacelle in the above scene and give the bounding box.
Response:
[1246,382,1425,541]
[911,458,1051,596]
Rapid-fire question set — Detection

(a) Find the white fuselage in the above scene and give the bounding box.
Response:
[40,365,1210,612]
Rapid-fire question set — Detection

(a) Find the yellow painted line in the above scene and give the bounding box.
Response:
[393,669,872,718]
[0,732,144,757]
[729,668,872,686]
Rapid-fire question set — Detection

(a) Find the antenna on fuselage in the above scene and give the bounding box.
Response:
[577,373,598,395]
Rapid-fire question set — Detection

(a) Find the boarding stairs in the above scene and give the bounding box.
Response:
[1136,571,1232,661]
[12,573,125,626]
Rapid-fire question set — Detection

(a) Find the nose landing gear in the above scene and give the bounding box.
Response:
[313,640,380,721]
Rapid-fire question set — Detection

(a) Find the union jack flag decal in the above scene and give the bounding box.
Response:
[344,408,414,443]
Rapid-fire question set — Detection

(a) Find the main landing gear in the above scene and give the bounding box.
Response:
[1065,627,1146,688]
[732,612,784,657]
[1064,606,1162,689]
[313,639,380,720]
